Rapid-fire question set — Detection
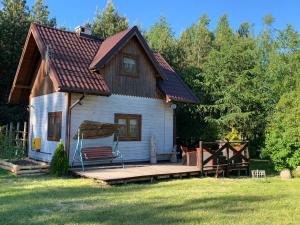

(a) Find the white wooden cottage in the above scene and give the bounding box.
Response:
[8,24,198,165]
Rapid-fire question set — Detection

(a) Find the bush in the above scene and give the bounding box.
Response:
[50,140,69,176]
[261,91,300,171]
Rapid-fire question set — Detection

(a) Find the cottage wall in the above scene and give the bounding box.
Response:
[28,92,68,162]
[69,94,173,164]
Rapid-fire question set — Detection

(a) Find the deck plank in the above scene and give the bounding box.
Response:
[71,163,200,183]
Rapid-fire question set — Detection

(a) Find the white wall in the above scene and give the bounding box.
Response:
[70,94,173,164]
[28,92,68,162]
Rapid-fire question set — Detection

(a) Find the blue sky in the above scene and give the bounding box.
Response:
[6,0,300,36]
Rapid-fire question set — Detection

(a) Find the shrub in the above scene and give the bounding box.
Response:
[50,140,69,176]
[261,91,300,171]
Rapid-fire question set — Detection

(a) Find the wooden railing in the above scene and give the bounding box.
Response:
[197,141,250,177]
[0,122,28,159]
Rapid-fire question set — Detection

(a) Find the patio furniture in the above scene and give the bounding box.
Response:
[71,121,124,171]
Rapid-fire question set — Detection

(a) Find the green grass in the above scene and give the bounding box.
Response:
[1,162,300,225]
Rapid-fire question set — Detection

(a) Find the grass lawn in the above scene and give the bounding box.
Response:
[1,161,300,225]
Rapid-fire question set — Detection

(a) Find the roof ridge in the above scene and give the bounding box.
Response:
[33,22,103,42]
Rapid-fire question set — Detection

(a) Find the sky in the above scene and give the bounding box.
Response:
[5,0,300,36]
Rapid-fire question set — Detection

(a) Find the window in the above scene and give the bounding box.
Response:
[115,114,141,141]
[47,112,62,141]
[121,54,138,76]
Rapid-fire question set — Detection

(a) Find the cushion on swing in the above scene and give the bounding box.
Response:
[81,146,115,160]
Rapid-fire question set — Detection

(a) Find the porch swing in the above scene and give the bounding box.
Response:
[71,120,124,171]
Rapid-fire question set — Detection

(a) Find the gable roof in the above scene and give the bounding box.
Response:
[9,23,199,104]
[89,26,165,79]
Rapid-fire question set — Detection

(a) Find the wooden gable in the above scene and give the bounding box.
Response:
[30,59,55,98]
[102,36,161,98]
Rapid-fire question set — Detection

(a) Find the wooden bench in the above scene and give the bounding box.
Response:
[81,146,124,170]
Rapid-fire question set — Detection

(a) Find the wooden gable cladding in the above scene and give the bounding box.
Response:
[102,36,160,99]
[30,59,55,98]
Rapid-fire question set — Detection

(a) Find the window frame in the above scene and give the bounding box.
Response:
[120,53,139,77]
[114,113,142,141]
[47,111,62,141]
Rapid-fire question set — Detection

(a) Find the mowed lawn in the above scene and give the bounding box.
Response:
[1,163,300,225]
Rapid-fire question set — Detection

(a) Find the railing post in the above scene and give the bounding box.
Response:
[9,122,13,146]
[5,124,8,136]
[23,121,27,151]
[198,141,203,175]
[226,141,229,177]
[16,122,20,141]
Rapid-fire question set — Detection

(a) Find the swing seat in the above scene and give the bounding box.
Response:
[71,121,124,171]
[81,146,116,160]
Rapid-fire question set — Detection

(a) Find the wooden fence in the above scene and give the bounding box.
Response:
[0,122,28,157]
[197,141,250,177]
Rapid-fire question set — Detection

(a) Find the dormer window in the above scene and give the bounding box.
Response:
[121,54,138,76]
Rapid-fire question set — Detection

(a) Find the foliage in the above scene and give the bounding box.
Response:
[144,16,180,67]
[92,0,128,39]
[30,0,56,27]
[201,24,263,143]
[0,0,56,125]
[49,140,68,176]
[261,91,300,171]
[224,128,242,142]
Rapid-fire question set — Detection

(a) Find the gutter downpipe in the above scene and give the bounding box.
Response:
[66,93,85,162]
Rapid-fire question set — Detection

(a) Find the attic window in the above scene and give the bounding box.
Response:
[121,54,138,76]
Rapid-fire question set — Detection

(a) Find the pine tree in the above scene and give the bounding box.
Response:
[92,0,128,39]
[202,15,262,142]
[30,0,56,27]
[179,14,212,70]
[214,14,233,48]
[144,16,179,67]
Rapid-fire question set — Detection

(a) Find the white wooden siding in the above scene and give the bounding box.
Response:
[28,92,68,162]
[70,94,174,164]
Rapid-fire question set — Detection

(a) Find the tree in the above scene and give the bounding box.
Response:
[201,15,264,147]
[179,14,212,70]
[176,15,215,144]
[0,0,55,124]
[261,90,300,171]
[92,0,128,39]
[237,22,252,38]
[30,0,56,27]
[0,0,30,123]
[214,14,233,48]
[144,16,180,67]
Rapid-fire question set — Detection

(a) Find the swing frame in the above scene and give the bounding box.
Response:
[71,127,124,171]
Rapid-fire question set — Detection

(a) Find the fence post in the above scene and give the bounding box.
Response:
[16,122,20,141]
[5,124,8,136]
[9,122,13,146]
[23,121,27,150]
[198,141,203,175]
[226,141,230,177]
[245,141,250,176]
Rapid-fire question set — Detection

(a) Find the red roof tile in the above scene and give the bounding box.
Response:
[35,24,110,95]
[153,53,199,103]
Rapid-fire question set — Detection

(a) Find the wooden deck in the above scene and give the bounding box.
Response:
[71,163,201,184]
